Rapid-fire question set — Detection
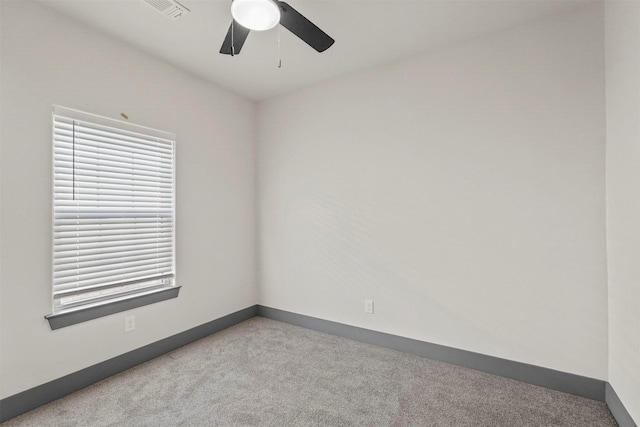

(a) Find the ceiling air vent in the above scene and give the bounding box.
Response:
[143,0,190,20]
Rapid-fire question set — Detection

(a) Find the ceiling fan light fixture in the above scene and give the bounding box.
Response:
[231,0,280,31]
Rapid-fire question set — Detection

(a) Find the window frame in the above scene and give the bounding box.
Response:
[46,106,179,330]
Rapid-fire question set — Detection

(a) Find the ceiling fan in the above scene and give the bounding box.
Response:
[220,0,335,56]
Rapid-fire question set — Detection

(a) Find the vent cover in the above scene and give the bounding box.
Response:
[143,0,189,20]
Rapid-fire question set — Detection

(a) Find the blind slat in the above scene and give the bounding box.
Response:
[54,171,173,186]
[54,247,172,265]
[54,266,174,290]
[54,274,173,297]
[54,251,173,272]
[54,242,173,260]
[54,236,173,252]
[53,217,171,229]
[55,224,172,237]
[55,230,172,245]
[54,260,174,283]
[54,138,174,159]
[54,274,173,299]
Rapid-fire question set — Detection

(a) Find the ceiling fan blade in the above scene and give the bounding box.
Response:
[220,21,250,56]
[277,1,334,52]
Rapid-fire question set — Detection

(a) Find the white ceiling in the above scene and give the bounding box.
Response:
[37,0,589,101]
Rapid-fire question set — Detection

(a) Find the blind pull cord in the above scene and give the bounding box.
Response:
[72,121,76,201]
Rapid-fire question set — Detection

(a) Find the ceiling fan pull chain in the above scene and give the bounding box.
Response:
[231,20,235,56]
[278,24,282,68]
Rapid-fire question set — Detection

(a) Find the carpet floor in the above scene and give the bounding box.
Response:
[2,317,617,426]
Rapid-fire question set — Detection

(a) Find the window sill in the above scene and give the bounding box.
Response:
[45,286,181,330]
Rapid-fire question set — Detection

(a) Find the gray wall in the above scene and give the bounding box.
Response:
[0,1,257,399]
[257,4,608,380]
[605,0,640,422]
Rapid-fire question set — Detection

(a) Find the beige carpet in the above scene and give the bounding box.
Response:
[3,317,617,426]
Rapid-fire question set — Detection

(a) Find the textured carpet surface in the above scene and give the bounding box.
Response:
[3,317,617,426]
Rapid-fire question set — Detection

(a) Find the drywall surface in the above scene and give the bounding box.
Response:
[0,1,257,398]
[257,5,607,379]
[605,0,640,423]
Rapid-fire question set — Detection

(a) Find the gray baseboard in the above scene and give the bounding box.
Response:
[3,304,635,427]
[0,305,258,423]
[606,383,638,427]
[257,305,606,402]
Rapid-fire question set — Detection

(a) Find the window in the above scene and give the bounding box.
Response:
[46,106,178,329]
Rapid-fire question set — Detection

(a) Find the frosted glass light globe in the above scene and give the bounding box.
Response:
[231,0,280,31]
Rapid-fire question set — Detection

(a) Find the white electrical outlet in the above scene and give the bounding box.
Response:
[125,315,136,332]
[365,299,374,314]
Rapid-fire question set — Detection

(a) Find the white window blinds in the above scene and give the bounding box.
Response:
[52,107,175,313]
